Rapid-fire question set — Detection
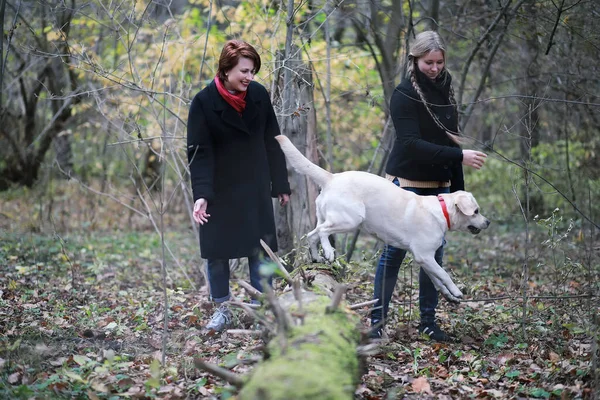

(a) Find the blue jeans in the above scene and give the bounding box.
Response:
[371,182,450,325]
[206,248,272,303]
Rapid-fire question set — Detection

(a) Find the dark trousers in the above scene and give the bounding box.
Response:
[206,248,271,303]
[371,183,450,325]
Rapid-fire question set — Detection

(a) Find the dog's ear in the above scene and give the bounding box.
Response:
[455,193,477,216]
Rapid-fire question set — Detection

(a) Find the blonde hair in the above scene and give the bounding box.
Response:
[405,31,462,144]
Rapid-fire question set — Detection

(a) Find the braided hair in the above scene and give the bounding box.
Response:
[406,31,462,144]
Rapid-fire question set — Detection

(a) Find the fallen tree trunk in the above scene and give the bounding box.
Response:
[196,242,372,400]
[239,286,361,399]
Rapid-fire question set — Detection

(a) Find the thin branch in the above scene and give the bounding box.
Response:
[198,0,212,81]
[462,294,595,302]
[263,283,290,334]
[236,279,262,301]
[463,0,529,131]
[193,359,244,389]
[545,0,566,55]
[349,299,379,311]
[226,329,262,337]
[485,145,599,230]
[357,343,381,356]
[457,0,513,108]
[228,300,274,333]
[260,239,293,285]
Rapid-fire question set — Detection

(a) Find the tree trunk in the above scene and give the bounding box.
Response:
[0,2,79,190]
[238,267,361,400]
[272,47,319,259]
[518,1,544,217]
[193,255,365,399]
[195,241,368,399]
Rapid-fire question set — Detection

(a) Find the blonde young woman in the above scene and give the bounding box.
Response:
[370,31,487,341]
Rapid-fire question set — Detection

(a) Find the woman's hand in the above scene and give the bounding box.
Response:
[462,150,487,170]
[193,198,210,225]
[278,193,290,207]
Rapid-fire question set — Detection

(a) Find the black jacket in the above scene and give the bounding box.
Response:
[187,80,291,259]
[386,70,464,192]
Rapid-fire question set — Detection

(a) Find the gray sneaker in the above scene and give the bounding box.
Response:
[205,304,232,332]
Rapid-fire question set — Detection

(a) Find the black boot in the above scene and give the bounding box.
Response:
[370,319,384,339]
[418,321,453,342]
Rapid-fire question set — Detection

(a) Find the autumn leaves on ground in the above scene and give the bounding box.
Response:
[0,198,597,399]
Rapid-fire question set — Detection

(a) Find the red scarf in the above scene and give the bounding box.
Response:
[214,75,247,115]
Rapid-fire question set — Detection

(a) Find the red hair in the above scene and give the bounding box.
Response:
[217,40,261,83]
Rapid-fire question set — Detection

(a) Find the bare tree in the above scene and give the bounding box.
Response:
[0,0,79,190]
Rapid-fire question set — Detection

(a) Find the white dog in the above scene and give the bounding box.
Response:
[276,135,490,302]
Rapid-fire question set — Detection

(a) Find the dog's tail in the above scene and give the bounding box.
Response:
[275,135,333,188]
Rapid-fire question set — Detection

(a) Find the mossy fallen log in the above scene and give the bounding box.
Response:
[238,284,362,400]
[196,247,370,400]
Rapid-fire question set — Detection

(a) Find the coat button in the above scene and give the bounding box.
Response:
[443,165,448,169]
[446,114,451,119]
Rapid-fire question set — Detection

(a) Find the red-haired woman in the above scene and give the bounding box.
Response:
[187,40,291,333]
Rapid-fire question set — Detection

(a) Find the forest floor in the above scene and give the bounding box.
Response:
[0,206,598,399]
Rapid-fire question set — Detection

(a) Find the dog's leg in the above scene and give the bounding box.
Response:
[315,216,363,262]
[413,254,463,303]
[318,227,336,262]
[306,226,325,262]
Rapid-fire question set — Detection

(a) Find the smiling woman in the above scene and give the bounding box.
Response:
[369,30,489,342]
[187,40,291,334]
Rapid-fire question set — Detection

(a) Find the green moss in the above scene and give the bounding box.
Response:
[239,296,361,400]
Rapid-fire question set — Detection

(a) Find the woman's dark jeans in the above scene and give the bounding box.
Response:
[371,182,450,326]
[207,248,271,303]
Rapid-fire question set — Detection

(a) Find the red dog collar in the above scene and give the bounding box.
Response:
[438,194,451,229]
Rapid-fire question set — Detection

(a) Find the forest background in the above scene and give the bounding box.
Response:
[0,0,599,399]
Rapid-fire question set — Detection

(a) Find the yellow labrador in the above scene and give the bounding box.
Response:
[276,135,490,302]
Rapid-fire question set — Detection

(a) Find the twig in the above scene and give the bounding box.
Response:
[263,283,290,334]
[236,279,262,300]
[326,284,347,314]
[228,300,261,309]
[357,343,381,356]
[348,299,379,311]
[461,294,595,302]
[228,301,275,334]
[226,329,262,337]
[260,239,293,284]
[193,358,244,388]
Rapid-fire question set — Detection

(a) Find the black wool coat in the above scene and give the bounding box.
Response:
[386,70,465,192]
[187,80,291,260]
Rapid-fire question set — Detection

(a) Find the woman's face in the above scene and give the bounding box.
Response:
[417,50,445,80]
[223,57,255,92]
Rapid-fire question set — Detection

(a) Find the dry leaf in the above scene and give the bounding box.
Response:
[8,372,21,384]
[412,376,432,394]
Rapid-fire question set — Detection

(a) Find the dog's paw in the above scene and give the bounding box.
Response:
[446,294,462,304]
[442,291,463,304]
[308,248,325,263]
[310,255,325,263]
[438,285,463,303]
[323,248,336,262]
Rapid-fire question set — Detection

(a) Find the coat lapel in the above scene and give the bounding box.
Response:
[209,81,261,136]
